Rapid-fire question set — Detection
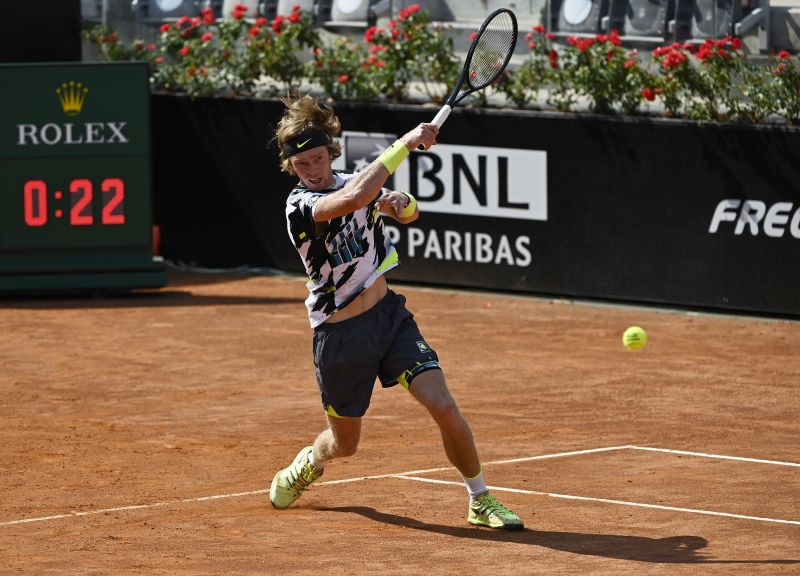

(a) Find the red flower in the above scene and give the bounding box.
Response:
[778,50,791,59]
[365,26,381,43]
[533,24,546,33]
[148,43,157,50]
[338,74,349,83]
[289,11,300,23]
[399,4,419,19]
[160,23,171,33]
[292,4,300,11]
[624,59,635,69]
[641,88,655,101]
[272,15,285,34]
[528,40,537,49]
[731,37,743,50]
[155,56,164,64]
[177,15,191,27]
[201,8,214,24]
[546,33,556,40]
[695,43,713,60]
[179,46,190,56]
[249,25,261,37]
[548,49,559,69]
[201,32,213,43]
[255,17,268,26]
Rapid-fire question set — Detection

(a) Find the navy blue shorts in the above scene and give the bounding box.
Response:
[311,290,440,418]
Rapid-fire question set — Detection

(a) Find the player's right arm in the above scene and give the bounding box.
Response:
[312,123,437,222]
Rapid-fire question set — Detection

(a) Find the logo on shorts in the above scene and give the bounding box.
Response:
[416,341,430,353]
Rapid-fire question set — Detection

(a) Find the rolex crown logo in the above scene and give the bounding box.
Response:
[56,81,89,116]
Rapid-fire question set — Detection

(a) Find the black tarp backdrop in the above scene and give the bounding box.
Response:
[151,94,800,316]
[0,0,81,63]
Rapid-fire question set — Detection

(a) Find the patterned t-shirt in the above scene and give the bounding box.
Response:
[285,172,399,328]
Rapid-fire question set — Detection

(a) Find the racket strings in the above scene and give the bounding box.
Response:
[468,12,517,89]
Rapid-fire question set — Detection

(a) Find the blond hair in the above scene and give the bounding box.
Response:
[276,95,342,175]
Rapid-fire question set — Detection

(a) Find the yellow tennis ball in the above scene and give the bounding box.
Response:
[622,326,647,351]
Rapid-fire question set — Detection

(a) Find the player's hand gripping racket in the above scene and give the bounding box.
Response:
[424,8,517,144]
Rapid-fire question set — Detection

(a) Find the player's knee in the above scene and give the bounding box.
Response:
[426,395,461,424]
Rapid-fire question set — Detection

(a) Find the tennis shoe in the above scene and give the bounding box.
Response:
[269,446,323,509]
[468,492,524,530]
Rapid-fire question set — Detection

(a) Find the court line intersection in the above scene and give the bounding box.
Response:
[2,445,798,527]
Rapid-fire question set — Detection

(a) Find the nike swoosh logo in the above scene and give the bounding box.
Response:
[296,137,312,149]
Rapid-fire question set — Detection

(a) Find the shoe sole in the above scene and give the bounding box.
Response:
[468,518,525,531]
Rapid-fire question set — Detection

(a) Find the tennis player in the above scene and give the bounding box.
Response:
[269,94,523,530]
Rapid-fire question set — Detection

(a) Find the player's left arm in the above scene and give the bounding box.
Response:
[376,190,418,224]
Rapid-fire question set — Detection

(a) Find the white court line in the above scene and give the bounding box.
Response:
[393,476,800,526]
[628,446,800,468]
[1,445,798,528]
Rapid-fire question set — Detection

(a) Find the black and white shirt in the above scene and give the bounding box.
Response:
[285,173,398,328]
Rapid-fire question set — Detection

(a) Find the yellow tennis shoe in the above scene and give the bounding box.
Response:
[269,446,323,509]
[468,492,524,530]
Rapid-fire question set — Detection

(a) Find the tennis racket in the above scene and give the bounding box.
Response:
[430,8,518,130]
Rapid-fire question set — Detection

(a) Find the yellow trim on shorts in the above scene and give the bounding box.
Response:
[325,404,344,418]
[397,360,440,390]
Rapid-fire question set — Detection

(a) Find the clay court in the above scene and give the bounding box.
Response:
[1,270,798,575]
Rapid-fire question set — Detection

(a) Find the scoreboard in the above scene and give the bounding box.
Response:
[0,61,166,292]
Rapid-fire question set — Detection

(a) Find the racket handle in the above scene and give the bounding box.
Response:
[432,104,452,128]
[417,105,452,150]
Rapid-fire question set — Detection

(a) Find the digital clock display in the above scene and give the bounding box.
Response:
[23,178,125,228]
[0,62,165,291]
[1,156,149,250]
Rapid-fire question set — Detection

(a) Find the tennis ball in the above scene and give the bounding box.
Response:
[622,326,647,351]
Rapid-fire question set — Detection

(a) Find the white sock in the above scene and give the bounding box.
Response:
[308,449,323,471]
[463,470,487,502]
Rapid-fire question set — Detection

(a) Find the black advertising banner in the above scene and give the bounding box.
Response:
[152,95,800,317]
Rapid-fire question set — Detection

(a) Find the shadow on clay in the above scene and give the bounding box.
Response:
[319,506,800,565]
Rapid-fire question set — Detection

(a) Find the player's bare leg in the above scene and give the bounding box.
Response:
[408,369,524,530]
[407,369,481,477]
[313,415,362,465]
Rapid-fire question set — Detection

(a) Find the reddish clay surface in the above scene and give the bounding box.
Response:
[1,270,798,575]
